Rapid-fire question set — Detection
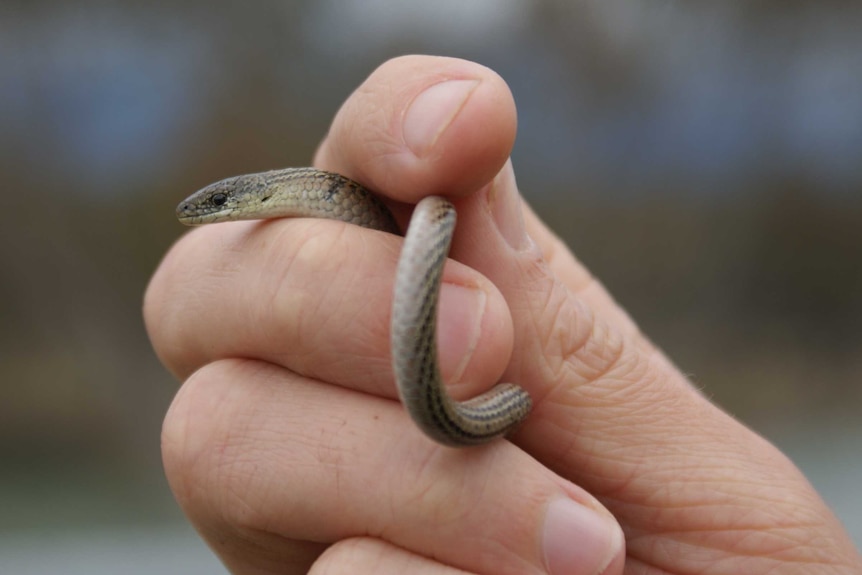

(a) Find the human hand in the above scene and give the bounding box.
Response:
[145,55,861,574]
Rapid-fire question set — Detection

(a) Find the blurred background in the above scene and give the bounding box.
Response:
[1,0,860,572]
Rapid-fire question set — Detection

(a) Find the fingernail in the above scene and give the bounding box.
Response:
[436,283,486,383]
[489,163,531,251]
[543,498,623,575]
[403,79,480,157]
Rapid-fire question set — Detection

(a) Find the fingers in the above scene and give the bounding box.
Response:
[162,359,625,575]
[145,218,514,400]
[148,53,860,571]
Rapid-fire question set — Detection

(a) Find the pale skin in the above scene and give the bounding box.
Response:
[144,56,861,574]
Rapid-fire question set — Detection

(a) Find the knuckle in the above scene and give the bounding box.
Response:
[161,360,274,532]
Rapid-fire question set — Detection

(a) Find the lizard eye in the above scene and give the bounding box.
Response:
[211,193,228,206]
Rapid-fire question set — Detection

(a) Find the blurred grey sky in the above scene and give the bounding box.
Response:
[2,1,860,197]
